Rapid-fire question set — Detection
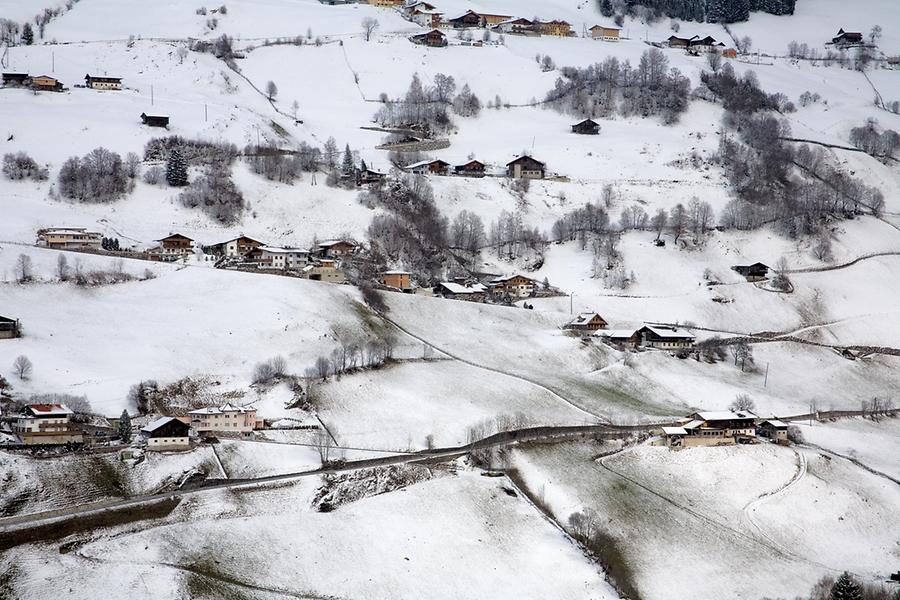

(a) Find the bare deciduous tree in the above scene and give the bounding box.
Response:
[265,80,278,101]
[361,16,379,42]
[15,253,33,283]
[13,355,32,379]
[729,393,755,412]
[56,254,70,281]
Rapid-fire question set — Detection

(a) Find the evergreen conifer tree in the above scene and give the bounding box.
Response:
[118,410,132,443]
[22,23,34,45]
[599,0,614,17]
[341,144,354,176]
[166,147,188,186]
[830,572,863,600]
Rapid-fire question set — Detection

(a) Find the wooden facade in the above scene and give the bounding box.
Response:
[31,75,62,91]
[85,74,122,90]
[571,118,600,134]
[0,315,20,339]
[454,159,485,177]
[141,113,170,127]
[410,29,447,47]
[381,270,412,291]
[731,262,769,281]
[564,312,608,333]
[589,25,620,41]
[506,155,545,179]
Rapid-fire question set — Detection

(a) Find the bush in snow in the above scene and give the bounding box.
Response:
[2,152,48,181]
[144,135,238,166]
[252,356,287,384]
[178,165,245,224]
[244,144,303,184]
[58,147,129,203]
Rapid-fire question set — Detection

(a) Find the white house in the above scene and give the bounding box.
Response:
[189,403,259,435]
[256,246,309,270]
[140,416,191,450]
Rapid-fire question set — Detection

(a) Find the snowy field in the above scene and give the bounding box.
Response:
[3,472,617,600]
[795,416,900,480]
[512,440,900,600]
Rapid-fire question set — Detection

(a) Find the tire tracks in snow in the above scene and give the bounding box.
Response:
[741,449,808,556]
[375,311,608,423]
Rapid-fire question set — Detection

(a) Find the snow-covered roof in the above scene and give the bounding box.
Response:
[662,426,688,435]
[141,416,181,433]
[258,246,308,254]
[594,329,637,338]
[382,270,411,275]
[25,403,74,417]
[568,312,604,326]
[437,281,486,294]
[642,325,696,339]
[491,273,534,284]
[590,23,621,30]
[42,227,93,234]
[318,239,356,247]
[761,419,788,428]
[405,159,448,169]
[188,402,254,415]
[696,411,756,421]
[682,420,704,430]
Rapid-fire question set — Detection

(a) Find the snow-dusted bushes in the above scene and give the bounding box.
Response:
[2,152,48,181]
[849,119,900,159]
[57,147,130,203]
[374,73,481,136]
[143,135,238,166]
[178,165,245,224]
[243,144,303,184]
[545,49,690,124]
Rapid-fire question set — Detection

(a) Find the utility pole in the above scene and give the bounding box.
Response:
[51,51,55,72]
[764,362,769,387]
[150,84,154,106]
[204,103,208,122]
[569,292,574,315]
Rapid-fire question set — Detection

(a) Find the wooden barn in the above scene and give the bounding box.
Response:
[141,113,170,128]
[410,29,447,47]
[85,74,122,90]
[454,159,486,177]
[571,118,600,134]
[564,312,608,334]
[731,262,770,281]
[31,75,62,92]
[0,315,20,339]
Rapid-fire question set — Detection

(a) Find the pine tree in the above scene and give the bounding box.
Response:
[341,144,354,176]
[118,410,132,443]
[22,22,33,45]
[830,572,862,600]
[599,0,614,17]
[166,147,188,187]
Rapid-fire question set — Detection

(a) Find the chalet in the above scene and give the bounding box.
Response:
[403,1,436,15]
[303,259,347,283]
[564,312,608,334]
[571,118,600,135]
[381,270,412,291]
[722,48,738,59]
[447,10,481,28]
[2,73,30,87]
[37,227,102,250]
[31,75,63,92]
[153,233,194,261]
[478,13,513,26]
[410,29,447,47]
[189,403,260,435]
[506,155,545,179]
[14,404,84,446]
[831,28,863,48]
[454,159,486,177]
[595,328,640,347]
[252,246,309,270]
[493,18,535,35]
[0,315,20,339]
[370,0,403,6]
[490,274,535,299]
[317,239,358,258]
[535,20,572,37]
[84,74,122,90]
[434,281,487,301]
[141,416,191,450]
[633,325,695,349]
[731,262,769,281]
[689,35,720,52]
[758,419,789,444]
[405,158,450,175]
[589,24,620,41]
[410,8,443,28]
[140,113,169,128]
[357,168,387,186]
[667,35,697,48]
[661,410,757,448]
[212,235,264,258]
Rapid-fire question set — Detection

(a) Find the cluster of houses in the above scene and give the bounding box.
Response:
[4,401,264,451]
[378,271,544,302]
[656,410,790,449]
[404,154,548,179]
[400,2,623,48]
[1,73,124,93]
[664,34,735,57]
[562,312,698,351]
[35,227,356,283]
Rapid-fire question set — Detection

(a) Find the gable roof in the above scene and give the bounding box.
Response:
[157,233,194,242]
[258,246,308,254]
[695,410,756,421]
[661,426,688,435]
[568,312,606,326]
[318,239,357,248]
[506,155,545,167]
[491,273,535,284]
[405,158,450,169]
[141,416,184,433]
[761,419,788,428]
[188,402,254,415]
[573,118,600,127]
[25,404,73,417]
[0,315,16,324]
[590,24,620,31]
[594,328,638,339]
[437,281,487,294]
[455,159,485,168]
[639,325,695,339]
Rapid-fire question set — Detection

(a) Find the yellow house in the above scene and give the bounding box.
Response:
[370,0,403,6]
[537,20,572,37]
[589,24,620,41]
[479,13,512,26]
